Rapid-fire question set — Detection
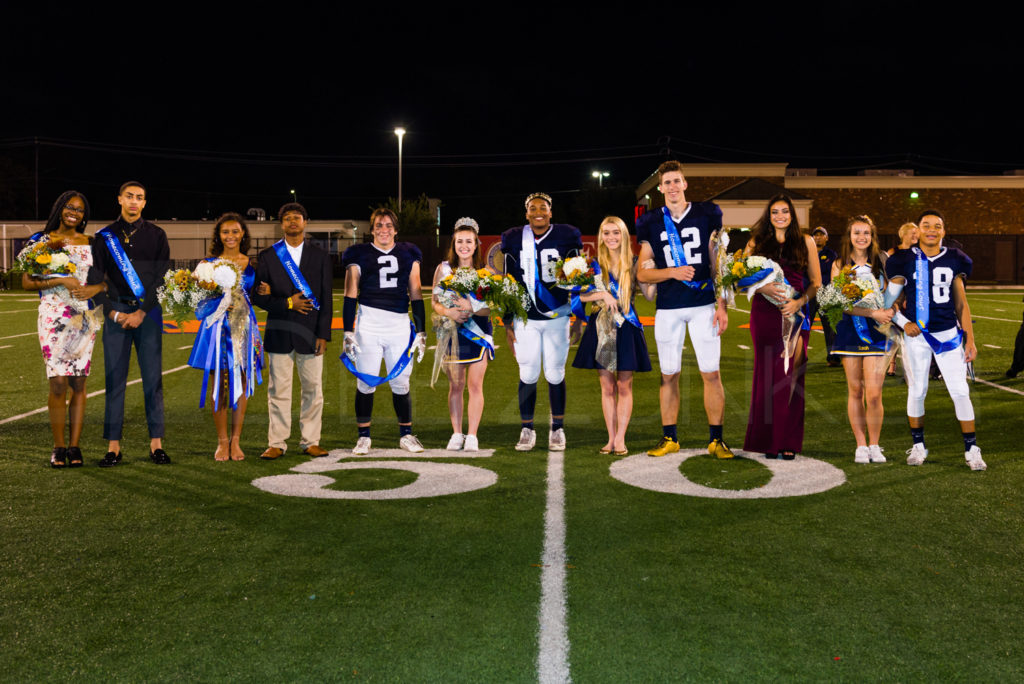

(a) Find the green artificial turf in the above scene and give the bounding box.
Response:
[1,289,1023,681]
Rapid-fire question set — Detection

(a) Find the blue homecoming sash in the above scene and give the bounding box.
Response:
[458,315,495,358]
[662,207,710,290]
[272,240,320,310]
[522,227,570,318]
[97,227,146,302]
[912,247,962,354]
[607,269,642,329]
[341,322,417,387]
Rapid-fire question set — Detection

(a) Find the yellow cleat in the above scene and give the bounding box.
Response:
[647,437,680,457]
[708,437,735,459]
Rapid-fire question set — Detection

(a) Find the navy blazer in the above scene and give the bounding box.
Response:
[252,240,333,355]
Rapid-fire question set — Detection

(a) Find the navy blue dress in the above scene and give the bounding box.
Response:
[572,265,651,372]
[831,264,890,356]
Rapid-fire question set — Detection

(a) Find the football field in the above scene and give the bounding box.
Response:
[1,290,1023,681]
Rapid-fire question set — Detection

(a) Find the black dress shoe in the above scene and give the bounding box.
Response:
[50,447,68,469]
[149,448,171,465]
[98,451,123,468]
[67,446,84,468]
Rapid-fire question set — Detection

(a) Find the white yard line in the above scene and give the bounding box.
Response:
[537,449,570,684]
[974,378,1024,397]
[0,332,35,340]
[0,365,190,425]
[983,344,1001,349]
[0,345,11,350]
[0,309,37,314]
[972,314,1021,323]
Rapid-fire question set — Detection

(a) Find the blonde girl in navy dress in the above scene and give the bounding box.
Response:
[830,215,894,464]
[572,216,654,454]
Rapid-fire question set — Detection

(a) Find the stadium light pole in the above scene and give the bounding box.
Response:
[394,127,406,212]
[290,189,297,204]
[592,170,610,188]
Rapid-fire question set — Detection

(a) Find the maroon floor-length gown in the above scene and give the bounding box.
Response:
[744,259,810,455]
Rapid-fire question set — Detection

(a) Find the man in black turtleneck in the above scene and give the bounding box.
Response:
[92,181,171,467]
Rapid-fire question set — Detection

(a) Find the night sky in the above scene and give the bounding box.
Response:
[3,6,1020,229]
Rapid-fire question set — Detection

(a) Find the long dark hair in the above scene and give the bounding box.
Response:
[749,194,808,269]
[44,191,90,234]
[839,214,885,279]
[210,212,251,256]
[444,227,483,269]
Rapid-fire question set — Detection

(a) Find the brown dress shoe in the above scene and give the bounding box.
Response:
[260,447,285,460]
[303,445,329,457]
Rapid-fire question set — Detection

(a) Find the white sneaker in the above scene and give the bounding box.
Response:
[906,443,928,466]
[446,433,465,451]
[352,436,371,455]
[463,434,479,452]
[515,427,536,451]
[869,445,886,463]
[854,446,870,464]
[548,428,566,451]
[399,434,425,453]
[966,445,987,471]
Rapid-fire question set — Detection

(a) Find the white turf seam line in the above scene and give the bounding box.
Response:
[0,365,190,425]
[974,377,1024,397]
[537,449,570,684]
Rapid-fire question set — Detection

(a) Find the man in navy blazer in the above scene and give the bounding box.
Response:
[252,202,333,459]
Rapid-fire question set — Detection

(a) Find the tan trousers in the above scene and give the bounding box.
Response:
[266,351,324,451]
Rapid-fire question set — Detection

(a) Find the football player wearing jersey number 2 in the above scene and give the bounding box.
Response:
[342,208,427,455]
[884,209,985,471]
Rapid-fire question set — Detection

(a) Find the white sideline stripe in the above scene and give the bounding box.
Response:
[973,314,1020,323]
[0,365,190,425]
[537,450,570,684]
[974,377,1024,397]
[0,332,35,340]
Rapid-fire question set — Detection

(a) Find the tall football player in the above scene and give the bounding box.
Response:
[342,208,427,454]
[884,209,985,470]
[637,161,733,459]
[500,193,583,451]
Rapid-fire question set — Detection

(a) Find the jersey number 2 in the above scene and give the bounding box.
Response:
[378,255,399,289]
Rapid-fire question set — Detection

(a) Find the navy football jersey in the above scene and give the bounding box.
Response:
[886,246,971,333]
[343,242,422,314]
[500,223,582,321]
[636,202,720,309]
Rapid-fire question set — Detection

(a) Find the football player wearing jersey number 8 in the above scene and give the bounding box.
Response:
[500,192,583,452]
[884,209,985,471]
[636,161,733,459]
[342,208,427,455]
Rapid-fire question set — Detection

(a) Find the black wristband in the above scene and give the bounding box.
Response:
[411,299,426,333]
[343,296,357,332]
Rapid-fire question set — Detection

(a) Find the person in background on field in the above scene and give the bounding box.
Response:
[830,215,893,464]
[431,217,493,452]
[572,216,654,454]
[884,209,985,471]
[92,181,171,467]
[809,226,839,366]
[21,191,106,467]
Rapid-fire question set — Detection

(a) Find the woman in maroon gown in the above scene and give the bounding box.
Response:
[743,195,822,459]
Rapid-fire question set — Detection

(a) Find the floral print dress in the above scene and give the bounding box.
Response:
[36,244,102,377]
